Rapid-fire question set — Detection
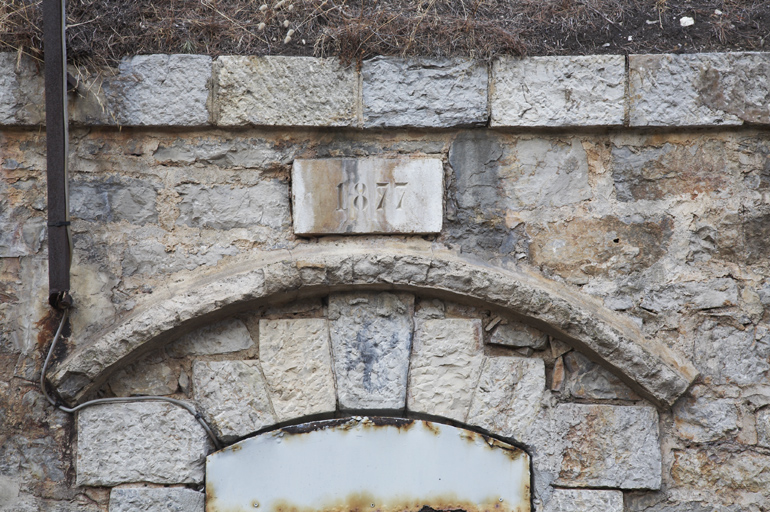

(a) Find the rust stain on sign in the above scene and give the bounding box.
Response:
[206,417,530,512]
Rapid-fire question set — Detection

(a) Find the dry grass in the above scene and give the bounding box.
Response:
[1,0,768,68]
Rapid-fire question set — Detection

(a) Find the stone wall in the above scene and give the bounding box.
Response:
[1,52,769,512]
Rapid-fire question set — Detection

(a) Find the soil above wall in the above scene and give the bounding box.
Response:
[2,0,769,68]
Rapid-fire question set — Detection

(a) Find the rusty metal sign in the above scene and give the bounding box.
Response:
[206,417,530,512]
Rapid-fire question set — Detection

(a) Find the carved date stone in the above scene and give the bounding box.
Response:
[291,158,443,235]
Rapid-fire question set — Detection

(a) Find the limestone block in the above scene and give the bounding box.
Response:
[108,359,179,397]
[553,404,661,490]
[672,449,770,493]
[362,57,488,128]
[407,318,484,421]
[258,319,336,420]
[629,52,770,126]
[0,52,45,125]
[562,351,640,401]
[192,360,276,442]
[292,158,444,235]
[694,322,770,386]
[105,55,211,126]
[755,408,770,448]
[467,357,545,439]
[176,180,290,230]
[328,293,414,410]
[674,396,738,443]
[543,489,623,512]
[491,55,625,127]
[504,139,592,209]
[640,278,739,312]
[214,56,358,127]
[109,487,204,512]
[70,177,159,225]
[168,318,254,357]
[76,402,210,486]
[488,322,548,350]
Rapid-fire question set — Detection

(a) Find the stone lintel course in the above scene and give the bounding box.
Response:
[362,57,489,128]
[3,52,770,128]
[491,55,626,127]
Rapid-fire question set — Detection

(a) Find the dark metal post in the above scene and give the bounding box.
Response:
[43,0,73,309]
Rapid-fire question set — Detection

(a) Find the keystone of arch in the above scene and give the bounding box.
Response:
[49,241,698,407]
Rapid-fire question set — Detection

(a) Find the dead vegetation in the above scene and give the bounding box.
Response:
[1,0,768,68]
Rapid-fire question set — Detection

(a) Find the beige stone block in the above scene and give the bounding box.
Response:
[214,56,358,127]
[258,319,336,420]
[407,318,484,421]
[192,360,276,442]
[467,356,545,439]
[292,157,444,235]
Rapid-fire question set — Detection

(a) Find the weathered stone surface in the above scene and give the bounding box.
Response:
[70,177,159,225]
[756,408,770,448]
[612,141,729,202]
[168,317,254,357]
[553,404,661,489]
[176,180,290,230]
[76,402,210,486]
[488,322,548,350]
[258,319,336,420]
[503,139,592,209]
[491,56,625,127]
[214,56,358,127]
[562,351,641,401]
[109,487,204,512]
[192,360,276,442]
[362,57,488,128]
[292,158,444,235]
[467,357,545,439]
[543,489,623,512]
[529,215,673,281]
[640,279,738,312]
[328,293,414,410]
[629,53,770,126]
[105,55,211,126]
[694,322,770,386]
[673,396,738,442]
[0,53,44,125]
[107,358,179,397]
[672,449,770,493]
[50,244,697,408]
[408,319,484,421]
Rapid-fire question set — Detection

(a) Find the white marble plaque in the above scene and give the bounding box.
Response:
[291,158,444,235]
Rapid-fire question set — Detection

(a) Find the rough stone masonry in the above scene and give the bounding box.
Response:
[1,51,769,512]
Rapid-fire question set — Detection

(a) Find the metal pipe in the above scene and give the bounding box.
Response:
[43,0,73,310]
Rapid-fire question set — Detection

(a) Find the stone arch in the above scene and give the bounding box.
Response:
[49,241,697,407]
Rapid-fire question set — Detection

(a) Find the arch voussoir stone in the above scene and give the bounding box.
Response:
[49,241,698,407]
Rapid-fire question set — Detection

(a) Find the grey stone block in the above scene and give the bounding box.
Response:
[214,56,358,127]
[175,180,290,230]
[694,321,770,386]
[562,351,640,401]
[76,402,210,486]
[328,292,414,410]
[629,52,770,126]
[0,52,45,126]
[543,489,623,512]
[488,322,548,349]
[673,396,738,443]
[105,54,212,126]
[491,55,625,127]
[69,177,159,225]
[363,57,488,128]
[109,487,204,512]
[551,404,661,490]
[192,360,276,442]
[757,408,770,448]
